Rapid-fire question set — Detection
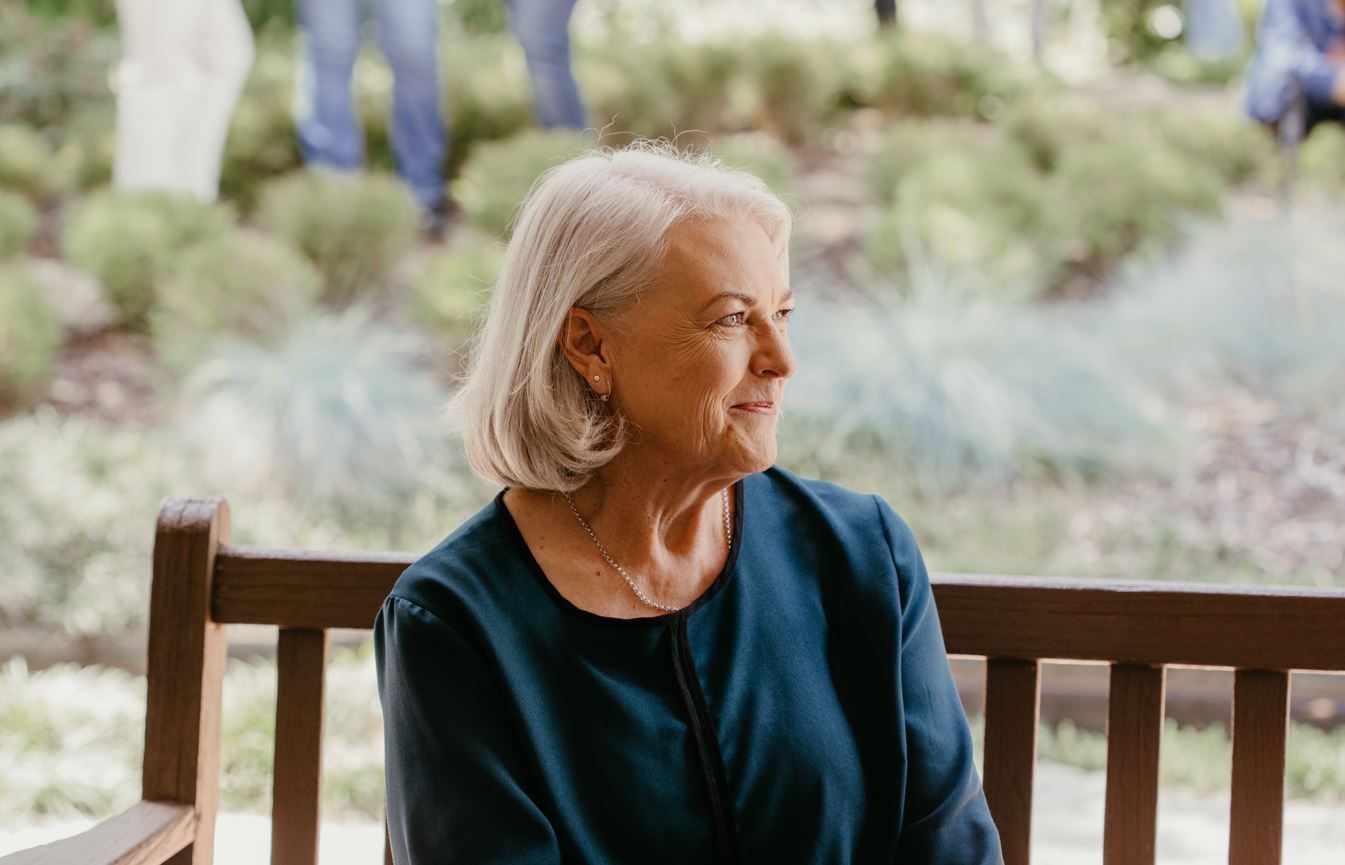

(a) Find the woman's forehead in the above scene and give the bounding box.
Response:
[658,218,782,299]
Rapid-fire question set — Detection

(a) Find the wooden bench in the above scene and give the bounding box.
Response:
[5,496,1345,865]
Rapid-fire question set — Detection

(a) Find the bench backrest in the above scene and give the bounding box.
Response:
[153,497,1345,865]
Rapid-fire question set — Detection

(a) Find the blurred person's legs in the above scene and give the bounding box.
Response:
[507,0,587,130]
[1183,0,1243,61]
[297,0,366,172]
[371,0,447,211]
[113,0,254,200]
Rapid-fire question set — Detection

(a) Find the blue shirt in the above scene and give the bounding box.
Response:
[375,465,1004,864]
[1245,0,1345,122]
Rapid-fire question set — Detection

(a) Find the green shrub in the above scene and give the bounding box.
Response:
[868,120,991,204]
[63,190,235,325]
[408,236,502,349]
[1001,95,1112,173]
[0,124,71,201]
[0,265,61,407]
[453,129,586,237]
[0,190,38,259]
[70,126,115,192]
[1101,208,1345,411]
[0,659,142,819]
[784,287,1174,490]
[1146,104,1276,186]
[711,132,795,195]
[151,230,322,371]
[178,306,448,504]
[866,134,1069,296]
[0,409,492,637]
[848,33,1030,120]
[443,35,537,172]
[745,36,843,145]
[0,416,187,635]
[1054,132,1223,265]
[0,7,118,131]
[1299,124,1345,193]
[1145,44,1249,87]
[255,170,419,305]
[221,43,302,209]
[1098,0,1176,64]
[583,40,744,142]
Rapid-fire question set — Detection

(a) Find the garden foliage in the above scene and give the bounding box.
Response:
[785,281,1175,491]
[0,268,61,409]
[255,170,418,305]
[177,306,448,504]
[150,230,322,371]
[453,129,587,237]
[0,190,38,259]
[408,235,504,350]
[62,190,235,325]
[866,102,1235,297]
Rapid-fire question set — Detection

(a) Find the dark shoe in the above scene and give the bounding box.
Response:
[418,200,453,243]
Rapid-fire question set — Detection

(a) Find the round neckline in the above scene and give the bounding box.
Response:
[494,479,746,630]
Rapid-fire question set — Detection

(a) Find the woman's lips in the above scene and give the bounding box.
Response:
[731,402,776,414]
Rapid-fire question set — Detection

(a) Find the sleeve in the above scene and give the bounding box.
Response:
[1245,0,1340,122]
[375,593,562,864]
[874,496,1005,865]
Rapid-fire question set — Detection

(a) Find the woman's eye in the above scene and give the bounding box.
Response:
[775,308,795,322]
[716,312,748,327]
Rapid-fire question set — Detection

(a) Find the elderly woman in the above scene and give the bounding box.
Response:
[374,143,1003,863]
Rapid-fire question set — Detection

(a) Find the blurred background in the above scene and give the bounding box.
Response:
[1,0,1344,861]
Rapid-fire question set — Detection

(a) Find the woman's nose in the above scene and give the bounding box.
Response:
[752,321,796,380]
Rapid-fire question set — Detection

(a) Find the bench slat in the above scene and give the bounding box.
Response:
[982,658,1040,865]
[271,629,329,865]
[214,547,407,630]
[0,800,194,865]
[211,551,1345,670]
[1103,664,1165,865]
[1229,669,1290,865]
[934,577,1345,671]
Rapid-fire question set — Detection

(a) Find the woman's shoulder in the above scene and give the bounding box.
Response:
[757,465,914,539]
[384,491,524,628]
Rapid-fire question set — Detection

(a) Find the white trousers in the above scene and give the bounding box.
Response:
[112,0,255,201]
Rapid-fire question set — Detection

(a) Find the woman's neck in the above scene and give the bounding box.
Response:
[567,458,735,572]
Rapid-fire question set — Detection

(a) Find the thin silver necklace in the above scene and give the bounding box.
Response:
[562,488,732,613]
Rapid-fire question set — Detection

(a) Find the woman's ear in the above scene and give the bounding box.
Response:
[558,307,611,380]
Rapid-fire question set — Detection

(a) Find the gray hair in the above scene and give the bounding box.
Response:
[445,140,793,491]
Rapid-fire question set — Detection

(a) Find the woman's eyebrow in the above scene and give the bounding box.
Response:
[698,289,795,311]
[699,291,756,311]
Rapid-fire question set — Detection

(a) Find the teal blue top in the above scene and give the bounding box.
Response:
[375,465,1003,864]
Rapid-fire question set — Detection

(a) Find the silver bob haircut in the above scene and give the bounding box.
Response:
[445,140,793,492]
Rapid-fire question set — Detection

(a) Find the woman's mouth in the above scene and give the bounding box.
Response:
[731,402,776,415]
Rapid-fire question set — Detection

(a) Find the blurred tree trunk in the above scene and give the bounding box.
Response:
[876,0,897,29]
[970,0,989,40]
[1031,0,1050,60]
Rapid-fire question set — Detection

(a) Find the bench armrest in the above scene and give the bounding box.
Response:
[0,800,196,865]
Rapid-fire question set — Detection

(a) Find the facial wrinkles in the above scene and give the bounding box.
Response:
[618,217,787,462]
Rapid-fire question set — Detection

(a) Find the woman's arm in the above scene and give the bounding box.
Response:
[375,594,562,864]
[875,496,1005,864]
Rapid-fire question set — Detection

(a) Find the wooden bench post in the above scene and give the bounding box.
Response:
[982,658,1041,865]
[142,497,230,865]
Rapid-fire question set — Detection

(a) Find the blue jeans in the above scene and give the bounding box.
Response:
[509,0,586,130]
[297,0,445,210]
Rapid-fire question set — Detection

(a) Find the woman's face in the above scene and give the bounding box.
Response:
[603,216,797,479]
